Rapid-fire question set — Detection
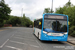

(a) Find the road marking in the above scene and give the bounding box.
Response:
[30,45,39,48]
[11,34,15,38]
[14,35,34,39]
[0,29,9,31]
[14,37,35,41]
[14,37,25,39]
[0,30,3,31]
[6,45,23,50]
[36,40,42,47]
[10,40,27,45]
[36,40,45,50]
[0,39,9,48]
[64,42,75,47]
[15,35,21,37]
[10,40,39,48]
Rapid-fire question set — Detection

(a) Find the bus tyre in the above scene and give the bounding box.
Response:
[38,32,40,39]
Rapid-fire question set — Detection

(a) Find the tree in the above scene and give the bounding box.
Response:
[55,6,67,14]
[55,0,75,36]
[5,15,21,26]
[21,14,33,27]
[0,0,11,20]
[43,8,53,14]
[21,14,26,26]
[0,0,11,27]
[65,0,71,7]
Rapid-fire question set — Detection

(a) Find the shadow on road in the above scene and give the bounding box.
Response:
[40,41,65,44]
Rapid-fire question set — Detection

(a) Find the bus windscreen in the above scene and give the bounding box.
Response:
[43,19,67,33]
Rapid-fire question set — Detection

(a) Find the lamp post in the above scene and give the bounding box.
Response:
[21,8,23,17]
[51,0,53,13]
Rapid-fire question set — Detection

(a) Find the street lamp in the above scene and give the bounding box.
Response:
[21,8,23,17]
[51,0,53,13]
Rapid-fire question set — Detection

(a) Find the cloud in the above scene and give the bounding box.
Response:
[4,0,75,21]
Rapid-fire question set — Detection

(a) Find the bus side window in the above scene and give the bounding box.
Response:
[38,19,42,29]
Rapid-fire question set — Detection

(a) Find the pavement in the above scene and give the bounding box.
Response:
[68,36,75,45]
[0,27,75,50]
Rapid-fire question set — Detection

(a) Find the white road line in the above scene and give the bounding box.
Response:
[36,40,45,50]
[6,45,23,50]
[15,35,34,39]
[10,40,39,48]
[14,37,35,41]
[30,45,39,48]
[10,40,27,45]
[15,35,21,37]
[14,37,25,39]
[36,40,42,47]
[11,34,15,38]
[0,39,9,48]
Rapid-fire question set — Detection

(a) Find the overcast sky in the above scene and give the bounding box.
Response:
[5,0,75,21]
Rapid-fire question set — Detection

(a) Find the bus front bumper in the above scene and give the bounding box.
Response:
[40,34,68,41]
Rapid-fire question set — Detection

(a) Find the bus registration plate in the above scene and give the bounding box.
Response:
[52,39,58,41]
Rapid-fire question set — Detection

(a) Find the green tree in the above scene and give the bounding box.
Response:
[43,8,53,14]
[5,14,33,27]
[0,0,11,27]
[21,14,33,27]
[21,14,26,26]
[5,15,21,26]
[65,0,71,7]
[55,6,67,14]
[55,0,75,36]
[55,0,72,14]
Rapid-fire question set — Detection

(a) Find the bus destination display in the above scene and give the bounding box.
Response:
[44,15,67,19]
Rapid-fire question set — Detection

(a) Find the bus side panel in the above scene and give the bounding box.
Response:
[35,28,42,39]
[66,15,69,41]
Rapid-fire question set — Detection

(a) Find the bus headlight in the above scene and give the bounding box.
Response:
[43,31,47,34]
[64,32,68,35]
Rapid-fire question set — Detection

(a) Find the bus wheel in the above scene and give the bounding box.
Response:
[38,32,39,39]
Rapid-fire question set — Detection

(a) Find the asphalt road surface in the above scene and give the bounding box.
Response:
[0,27,75,50]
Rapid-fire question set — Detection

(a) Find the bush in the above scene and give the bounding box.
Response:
[69,26,75,37]
[0,20,4,27]
[70,31,75,37]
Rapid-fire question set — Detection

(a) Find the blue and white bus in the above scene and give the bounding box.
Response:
[33,13,69,41]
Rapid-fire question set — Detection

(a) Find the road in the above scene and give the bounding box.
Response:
[0,27,75,50]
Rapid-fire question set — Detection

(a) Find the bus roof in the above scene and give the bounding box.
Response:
[43,13,68,16]
[34,13,68,21]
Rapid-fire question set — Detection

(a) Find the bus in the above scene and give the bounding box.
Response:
[33,13,69,41]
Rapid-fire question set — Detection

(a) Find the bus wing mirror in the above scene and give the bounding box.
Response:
[68,22,70,25]
[39,22,41,25]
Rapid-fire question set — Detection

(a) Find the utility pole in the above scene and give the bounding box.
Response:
[51,0,53,13]
[69,0,71,7]
[69,0,70,2]
[21,8,23,17]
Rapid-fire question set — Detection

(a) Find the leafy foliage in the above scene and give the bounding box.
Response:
[69,26,75,36]
[55,0,75,36]
[43,8,53,14]
[0,0,11,20]
[5,16,21,26]
[5,14,33,27]
[21,14,33,27]
[0,0,11,27]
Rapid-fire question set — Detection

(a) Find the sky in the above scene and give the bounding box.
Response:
[4,0,75,21]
